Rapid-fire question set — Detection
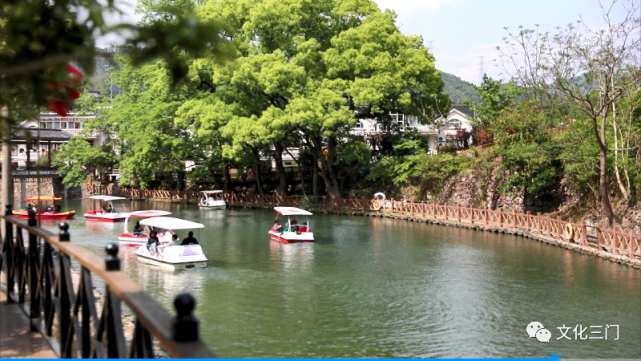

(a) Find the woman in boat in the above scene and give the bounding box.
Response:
[55,205,61,213]
[273,220,282,232]
[291,219,299,232]
[133,222,143,236]
[147,231,160,256]
[106,203,114,213]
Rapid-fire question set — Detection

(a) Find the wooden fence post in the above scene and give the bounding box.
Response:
[484,206,488,225]
[526,211,531,232]
[411,201,414,217]
[457,204,461,223]
[421,201,425,218]
[498,208,503,227]
[470,206,474,225]
[613,226,619,254]
[556,216,563,238]
[536,212,542,233]
[444,203,448,220]
[630,229,637,257]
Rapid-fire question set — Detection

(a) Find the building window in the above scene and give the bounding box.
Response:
[448,119,461,129]
[60,122,67,129]
[54,122,61,129]
[355,122,362,128]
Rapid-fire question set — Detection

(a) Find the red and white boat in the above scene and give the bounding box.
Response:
[84,195,128,222]
[13,196,76,220]
[268,207,314,243]
[118,210,172,247]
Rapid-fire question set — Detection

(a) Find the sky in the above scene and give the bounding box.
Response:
[96,0,636,85]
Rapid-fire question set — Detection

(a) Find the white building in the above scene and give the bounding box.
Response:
[350,104,475,154]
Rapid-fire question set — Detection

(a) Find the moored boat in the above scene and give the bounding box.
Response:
[13,196,76,220]
[84,195,128,222]
[268,207,314,243]
[134,217,207,270]
[118,210,172,247]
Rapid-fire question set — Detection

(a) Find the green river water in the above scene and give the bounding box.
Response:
[32,199,641,358]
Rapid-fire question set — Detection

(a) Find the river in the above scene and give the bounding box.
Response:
[31,199,641,358]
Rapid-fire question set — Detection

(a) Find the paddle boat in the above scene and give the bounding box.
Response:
[84,195,128,222]
[198,190,226,209]
[13,196,76,220]
[135,217,207,270]
[268,207,314,243]
[118,210,172,247]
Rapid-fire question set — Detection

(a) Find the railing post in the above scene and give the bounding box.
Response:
[27,209,40,328]
[613,226,619,254]
[4,203,15,303]
[498,208,503,228]
[470,206,474,225]
[568,218,575,241]
[421,201,425,218]
[444,203,448,220]
[526,211,531,232]
[457,204,461,223]
[597,226,603,249]
[537,212,542,233]
[484,206,488,225]
[361,198,366,213]
[556,216,563,238]
[173,293,199,342]
[581,221,588,246]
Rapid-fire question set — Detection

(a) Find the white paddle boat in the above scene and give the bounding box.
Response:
[198,190,226,209]
[135,217,207,270]
[268,207,314,243]
[118,210,172,247]
[84,195,128,222]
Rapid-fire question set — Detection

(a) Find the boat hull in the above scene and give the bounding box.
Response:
[135,244,208,270]
[13,210,76,220]
[84,210,127,222]
[268,230,314,243]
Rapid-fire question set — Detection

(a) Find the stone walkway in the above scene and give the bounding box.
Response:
[0,291,57,359]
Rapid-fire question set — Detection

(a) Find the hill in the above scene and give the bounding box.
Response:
[440,72,481,104]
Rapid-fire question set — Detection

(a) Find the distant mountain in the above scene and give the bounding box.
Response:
[440,72,481,104]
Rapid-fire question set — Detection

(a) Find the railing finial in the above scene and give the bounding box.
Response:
[105,242,120,271]
[59,222,70,241]
[173,293,198,342]
[5,202,12,216]
[28,207,36,226]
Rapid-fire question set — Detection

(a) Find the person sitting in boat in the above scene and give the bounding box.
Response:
[106,204,114,213]
[101,203,108,213]
[133,222,144,236]
[143,225,152,236]
[200,195,207,205]
[298,222,308,233]
[180,231,199,245]
[45,205,55,214]
[147,231,160,256]
[291,219,299,232]
[55,205,61,213]
[208,195,214,203]
[272,220,282,232]
[32,203,37,212]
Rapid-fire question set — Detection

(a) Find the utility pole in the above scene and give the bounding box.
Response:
[109,44,114,99]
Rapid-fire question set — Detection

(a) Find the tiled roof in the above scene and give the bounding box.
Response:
[12,128,73,141]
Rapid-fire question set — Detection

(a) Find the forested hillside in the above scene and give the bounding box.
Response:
[440,72,481,103]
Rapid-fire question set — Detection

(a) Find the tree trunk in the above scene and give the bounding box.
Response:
[251,147,265,196]
[311,136,341,199]
[312,151,318,196]
[273,141,288,196]
[284,147,306,196]
[599,113,616,225]
[222,165,232,193]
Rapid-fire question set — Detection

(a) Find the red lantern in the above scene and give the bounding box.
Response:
[47,63,82,117]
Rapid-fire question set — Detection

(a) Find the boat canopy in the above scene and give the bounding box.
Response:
[25,196,62,201]
[89,195,127,201]
[140,217,205,230]
[127,210,171,218]
[274,207,313,216]
[201,190,224,194]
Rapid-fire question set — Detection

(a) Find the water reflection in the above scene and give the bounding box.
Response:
[269,241,314,271]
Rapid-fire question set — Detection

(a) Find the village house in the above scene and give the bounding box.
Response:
[351,104,475,154]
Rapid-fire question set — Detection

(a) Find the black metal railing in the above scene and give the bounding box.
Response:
[0,204,216,358]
